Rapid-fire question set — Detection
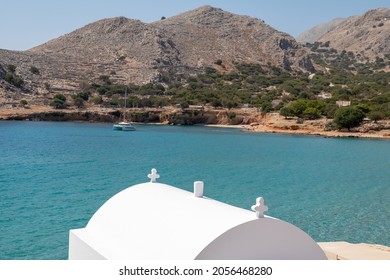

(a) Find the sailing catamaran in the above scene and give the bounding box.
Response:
[113,88,136,131]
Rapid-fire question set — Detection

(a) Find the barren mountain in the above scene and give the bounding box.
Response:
[1,6,313,97]
[148,6,313,71]
[296,18,346,43]
[27,17,171,85]
[318,7,390,60]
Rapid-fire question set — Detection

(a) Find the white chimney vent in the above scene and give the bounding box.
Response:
[194,181,204,198]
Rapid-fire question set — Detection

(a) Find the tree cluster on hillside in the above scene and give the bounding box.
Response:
[3,64,24,87]
[50,94,67,109]
[71,58,388,129]
[307,41,390,72]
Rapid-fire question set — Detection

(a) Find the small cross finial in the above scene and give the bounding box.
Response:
[148,168,160,183]
[251,197,268,218]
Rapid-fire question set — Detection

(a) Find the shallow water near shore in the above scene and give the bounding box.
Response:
[1,121,389,259]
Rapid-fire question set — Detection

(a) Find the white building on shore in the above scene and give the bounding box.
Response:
[68,169,327,260]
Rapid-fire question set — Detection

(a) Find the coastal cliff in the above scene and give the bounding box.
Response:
[0,106,260,125]
[1,106,389,139]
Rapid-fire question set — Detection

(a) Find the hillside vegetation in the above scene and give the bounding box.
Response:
[1,6,389,131]
[74,49,389,121]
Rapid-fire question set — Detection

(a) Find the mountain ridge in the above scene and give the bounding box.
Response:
[296,18,346,43]
[21,6,313,86]
[318,7,390,60]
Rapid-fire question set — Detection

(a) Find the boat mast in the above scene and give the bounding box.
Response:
[123,87,127,122]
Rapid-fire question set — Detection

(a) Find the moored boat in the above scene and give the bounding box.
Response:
[113,121,136,131]
[113,88,136,131]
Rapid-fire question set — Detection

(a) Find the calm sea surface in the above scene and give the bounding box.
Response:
[1,121,389,259]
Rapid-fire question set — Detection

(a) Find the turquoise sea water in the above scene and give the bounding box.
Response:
[1,121,389,259]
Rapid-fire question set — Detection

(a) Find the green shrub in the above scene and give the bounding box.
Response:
[97,87,108,95]
[280,106,293,118]
[180,102,189,109]
[50,94,67,109]
[5,72,13,83]
[333,107,365,130]
[205,67,217,75]
[12,76,24,87]
[5,72,24,87]
[53,94,66,102]
[368,111,384,122]
[73,97,84,108]
[77,92,90,101]
[44,82,51,91]
[302,107,321,119]
[30,66,40,75]
[6,64,16,73]
[99,75,111,85]
[214,59,223,65]
[91,96,103,105]
[288,100,310,118]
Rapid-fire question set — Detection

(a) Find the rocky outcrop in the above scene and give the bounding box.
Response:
[149,6,312,72]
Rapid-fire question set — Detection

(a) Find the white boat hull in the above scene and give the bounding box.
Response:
[113,122,136,131]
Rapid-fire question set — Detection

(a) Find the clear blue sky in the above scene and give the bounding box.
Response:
[1,0,389,51]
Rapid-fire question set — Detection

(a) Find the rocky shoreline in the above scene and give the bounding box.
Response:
[1,106,390,139]
[244,113,390,139]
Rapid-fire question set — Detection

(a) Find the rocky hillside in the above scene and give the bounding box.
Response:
[318,7,390,60]
[30,6,313,74]
[296,18,346,43]
[27,17,170,85]
[148,6,313,71]
[1,6,313,97]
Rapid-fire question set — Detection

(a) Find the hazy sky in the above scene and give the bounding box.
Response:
[1,0,389,51]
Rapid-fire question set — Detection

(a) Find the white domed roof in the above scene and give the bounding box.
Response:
[69,169,326,260]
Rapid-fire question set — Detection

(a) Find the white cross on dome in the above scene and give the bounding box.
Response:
[251,197,268,218]
[148,168,160,183]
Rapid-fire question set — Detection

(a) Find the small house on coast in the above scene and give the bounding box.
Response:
[68,169,327,260]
